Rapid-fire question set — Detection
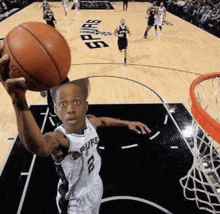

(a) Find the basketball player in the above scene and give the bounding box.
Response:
[40,0,48,12]
[143,1,158,39]
[154,2,166,36]
[43,4,57,28]
[72,0,79,10]
[123,0,128,11]
[62,0,69,20]
[114,19,130,66]
[0,48,151,214]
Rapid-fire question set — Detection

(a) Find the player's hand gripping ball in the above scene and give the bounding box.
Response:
[3,22,71,91]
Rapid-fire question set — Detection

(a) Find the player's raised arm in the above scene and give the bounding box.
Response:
[0,46,60,157]
[88,115,151,134]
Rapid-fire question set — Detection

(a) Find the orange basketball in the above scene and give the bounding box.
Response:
[3,22,71,91]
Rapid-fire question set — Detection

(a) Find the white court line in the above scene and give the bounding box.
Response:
[17,107,50,214]
[121,144,138,149]
[164,115,168,124]
[0,133,17,176]
[99,146,105,150]
[49,117,55,126]
[170,146,178,149]
[101,196,173,214]
[20,172,29,176]
[149,131,160,140]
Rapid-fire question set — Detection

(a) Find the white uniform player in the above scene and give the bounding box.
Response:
[55,118,103,214]
[154,2,166,36]
[62,0,69,19]
[155,6,165,26]
[0,74,151,214]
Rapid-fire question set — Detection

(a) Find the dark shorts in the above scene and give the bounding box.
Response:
[47,21,55,28]
[148,15,155,27]
[118,38,128,51]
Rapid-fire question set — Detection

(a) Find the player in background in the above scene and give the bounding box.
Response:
[43,4,57,28]
[62,0,69,20]
[114,19,131,66]
[123,0,128,11]
[72,0,79,10]
[40,0,48,12]
[144,1,158,39]
[0,47,151,214]
[154,2,166,36]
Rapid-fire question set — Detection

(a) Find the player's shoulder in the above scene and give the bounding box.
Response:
[87,114,97,122]
[87,114,100,128]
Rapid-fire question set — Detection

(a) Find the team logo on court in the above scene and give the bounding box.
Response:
[80,20,111,49]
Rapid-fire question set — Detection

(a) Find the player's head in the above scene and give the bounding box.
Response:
[160,2,164,6]
[121,19,125,25]
[46,3,51,9]
[153,1,156,6]
[51,78,90,134]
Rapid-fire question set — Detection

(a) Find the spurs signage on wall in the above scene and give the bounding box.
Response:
[80,19,112,49]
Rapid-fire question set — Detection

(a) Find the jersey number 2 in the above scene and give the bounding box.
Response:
[88,155,95,175]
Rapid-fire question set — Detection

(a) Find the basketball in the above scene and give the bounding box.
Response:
[3,22,71,91]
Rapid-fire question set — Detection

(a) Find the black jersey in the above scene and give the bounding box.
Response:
[42,1,48,11]
[117,25,128,40]
[45,9,55,27]
[149,5,157,17]
[45,9,54,22]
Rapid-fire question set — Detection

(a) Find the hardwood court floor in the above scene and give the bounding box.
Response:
[0,1,220,206]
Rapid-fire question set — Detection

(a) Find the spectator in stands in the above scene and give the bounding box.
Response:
[166,0,220,37]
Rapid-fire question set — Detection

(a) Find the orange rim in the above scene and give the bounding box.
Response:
[190,73,220,144]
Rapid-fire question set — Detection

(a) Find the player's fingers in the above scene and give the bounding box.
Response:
[136,122,151,133]
[5,77,26,90]
[0,53,9,65]
[0,54,9,82]
[0,42,4,55]
[137,124,147,135]
[142,124,152,133]
[130,126,141,135]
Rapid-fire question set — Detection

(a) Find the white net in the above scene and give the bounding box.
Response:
[180,75,220,214]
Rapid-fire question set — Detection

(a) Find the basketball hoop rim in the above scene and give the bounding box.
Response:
[190,72,220,144]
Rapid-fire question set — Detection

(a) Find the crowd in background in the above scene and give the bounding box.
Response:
[0,0,27,13]
[0,0,28,21]
[164,0,220,37]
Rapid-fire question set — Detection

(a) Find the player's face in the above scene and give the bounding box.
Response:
[160,2,163,6]
[153,1,156,6]
[121,20,125,25]
[55,84,88,134]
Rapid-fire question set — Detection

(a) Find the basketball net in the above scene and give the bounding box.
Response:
[180,73,220,214]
